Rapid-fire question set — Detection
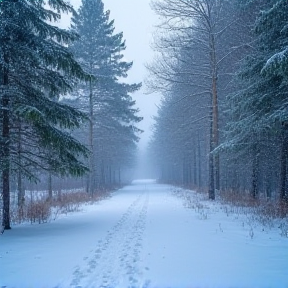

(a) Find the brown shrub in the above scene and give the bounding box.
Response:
[9,189,112,226]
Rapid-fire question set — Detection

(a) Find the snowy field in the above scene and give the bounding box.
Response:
[0,179,288,288]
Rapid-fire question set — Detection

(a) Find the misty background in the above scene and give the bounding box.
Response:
[60,0,161,180]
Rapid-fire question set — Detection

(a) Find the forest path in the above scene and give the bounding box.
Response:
[70,181,150,288]
[1,180,288,288]
[67,179,190,288]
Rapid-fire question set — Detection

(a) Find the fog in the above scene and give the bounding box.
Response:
[61,0,161,179]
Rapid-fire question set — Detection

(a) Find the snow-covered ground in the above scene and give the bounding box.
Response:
[0,179,288,288]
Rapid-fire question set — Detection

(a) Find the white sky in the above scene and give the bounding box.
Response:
[59,0,161,151]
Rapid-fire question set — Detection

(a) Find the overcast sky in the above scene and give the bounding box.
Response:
[60,0,161,151]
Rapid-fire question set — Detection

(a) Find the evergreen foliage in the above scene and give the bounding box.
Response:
[0,0,89,229]
[222,0,288,199]
[69,0,142,192]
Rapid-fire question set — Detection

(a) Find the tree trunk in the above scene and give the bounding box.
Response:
[118,168,121,184]
[280,124,288,200]
[210,33,220,193]
[17,170,24,207]
[189,163,192,186]
[198,131,202,188]
[2,52,11,230]
[48,171,52,200]
[182,159,185,185]
[17,121,25,208]
[100,160,105,187]
[113,169,116,185]
[251,145,259,199]
[109,164,112,186]
[208,106,215,200]
[88,75,94,194]
[193,146,197,186]
[207,22,219,199]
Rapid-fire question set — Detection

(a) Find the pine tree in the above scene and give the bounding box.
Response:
[69,0,142,192]
[0,0,90,230]
[222,0,288,199]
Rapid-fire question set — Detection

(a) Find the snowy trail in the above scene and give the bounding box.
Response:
[70,189,149,288]
[1,179,288,288]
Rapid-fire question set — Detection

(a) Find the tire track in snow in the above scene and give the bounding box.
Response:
[70,191,149,288]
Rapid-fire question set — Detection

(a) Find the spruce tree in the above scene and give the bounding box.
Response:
[70,0,142,192]
[0,0,89,230]
[222,0,288,199]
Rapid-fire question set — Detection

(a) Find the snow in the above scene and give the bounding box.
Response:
[261,48,288,74]
[0,179,288,288]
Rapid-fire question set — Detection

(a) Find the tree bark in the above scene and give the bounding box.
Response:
[17,121,25,208]
[208,106,215,200]
[280,124,288,201]
[210,32,220,193]
[193,146,197,186]
[251,145,259,199]
[109,164,112,186]
[88,75,94,194]
[17,170,24,207]
[2,52,11,230]
[48,171,52,200]
[118,168,121,184]
[197,131,202,188]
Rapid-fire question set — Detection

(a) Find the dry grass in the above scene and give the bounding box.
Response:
[9,189,112,225]
[171,186,288,238]
[220,189,288,218]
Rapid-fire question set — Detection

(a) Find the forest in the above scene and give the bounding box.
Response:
[1,0,288,232]
[0,1,288,286]
[147,0,288,204]
[0,0,142,230]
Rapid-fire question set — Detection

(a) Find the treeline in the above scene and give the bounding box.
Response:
[147,0,288,202]
[0,0,141,230]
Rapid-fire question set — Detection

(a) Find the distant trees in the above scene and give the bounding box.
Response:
[69,0,142,193]
[148,0,242,196]
[148,0,288,203]
[150,0,231,199]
